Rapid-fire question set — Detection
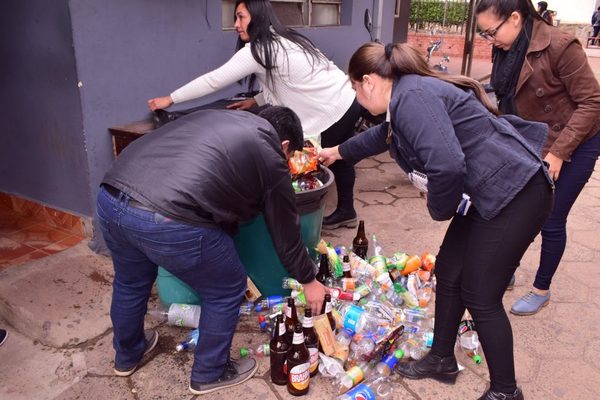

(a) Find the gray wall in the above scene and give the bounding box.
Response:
[0,0,90,215]
[1,0,395,222]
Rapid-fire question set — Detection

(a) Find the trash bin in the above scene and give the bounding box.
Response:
[156,166,334,304]
[156,266,202,307]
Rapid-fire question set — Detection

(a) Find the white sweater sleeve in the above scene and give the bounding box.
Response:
[170,45,263,104]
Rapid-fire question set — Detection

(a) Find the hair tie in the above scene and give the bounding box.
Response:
[384,43,394,60]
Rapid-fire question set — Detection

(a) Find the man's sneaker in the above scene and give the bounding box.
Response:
[510,291,550,316]
[322,209,357,229]
[114,329,159,377]
[0,329,7,346]
[189,358,258,395]
[506,274,516,290]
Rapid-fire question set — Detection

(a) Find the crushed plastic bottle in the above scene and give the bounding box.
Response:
[176,328,199,352]
[147,303,201,328]
[240,343,270,358]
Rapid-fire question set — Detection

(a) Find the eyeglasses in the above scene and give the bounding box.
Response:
[478,17,509,40]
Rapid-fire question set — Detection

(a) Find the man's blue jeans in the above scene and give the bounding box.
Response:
[96,186,247,383]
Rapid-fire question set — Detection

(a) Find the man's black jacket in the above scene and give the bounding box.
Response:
[103,109,315,283]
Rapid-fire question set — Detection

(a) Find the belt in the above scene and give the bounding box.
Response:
[103,185,156,212]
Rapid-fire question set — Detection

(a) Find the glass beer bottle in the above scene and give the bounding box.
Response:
[287,323,310,396]
[303,309,320,377]
[269,314,289,385]
[352,220,369,260]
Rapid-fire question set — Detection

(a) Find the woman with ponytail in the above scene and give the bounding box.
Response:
[476,0,600,317]
[319,42,554,400]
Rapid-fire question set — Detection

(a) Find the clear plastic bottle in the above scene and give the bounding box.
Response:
[349,335,376,363]
[399,337,428,360]
[239,343,270,358]
[338,376,393,400]
[147,303,201,328]
[375,349,404,376]
[457,319,483,364]
[338,304,381,335]
[282,277,303,290]
[335,361,376,394]
[239,301,254,315]
[176,328,199,352]
[255,295,285,312]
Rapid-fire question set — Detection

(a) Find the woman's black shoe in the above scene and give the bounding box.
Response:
[395,352,459,384]
[322,209,357,229]
[478,387,524,400]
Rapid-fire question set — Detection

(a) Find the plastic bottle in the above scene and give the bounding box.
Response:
[239,301,254,315]
[269,314,289,385]
[338,376,393,400]
[457,319,483,364]
[239,343,270,358]
[335,361,376,394]
[349,335,376,364]
[375,349,404,376]
[282,277,304,290]
[400,337,428,360]
[255,296,285,312]
[147,303,201,328]
[338,304,381,335]
[352,220,369,260]
[176,328,199,352]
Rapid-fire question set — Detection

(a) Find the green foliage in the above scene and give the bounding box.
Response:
[409,0,469,30]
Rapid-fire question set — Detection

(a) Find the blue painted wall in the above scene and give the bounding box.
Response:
[1,0,395,222]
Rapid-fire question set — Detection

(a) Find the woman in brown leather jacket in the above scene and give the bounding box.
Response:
[476,0,600,319]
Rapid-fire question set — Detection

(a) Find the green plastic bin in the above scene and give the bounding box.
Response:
[156,166,334,304]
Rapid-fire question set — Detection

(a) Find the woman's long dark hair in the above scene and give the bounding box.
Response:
[234,0,325,91]
[475,0,551,25]
[348,42,499,115]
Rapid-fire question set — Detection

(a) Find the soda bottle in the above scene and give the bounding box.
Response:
[239,301,254,315]
[315,254,333,285]
[175,328,199,352]
[255,295,285,312]
[352,220,369,260]
[286,323,311,396]
[457,319,483,364]
[338,376,393,400]
[399,337,428,360]
[342,255,352,278]
[349,334,376,364]
[269,314,289,386]
[282,278,304,291]
[302,309,320,377]
[338,303,381,335]
[335,360,375,394]
[147,303,201,328]
[322,293,336,332]
[240,343,270,358]
[375,349,404,375]
[284,297,299,346]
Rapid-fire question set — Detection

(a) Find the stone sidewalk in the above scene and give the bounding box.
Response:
[1,54,599,399]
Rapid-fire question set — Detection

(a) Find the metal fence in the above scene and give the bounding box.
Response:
[409,0,471,34]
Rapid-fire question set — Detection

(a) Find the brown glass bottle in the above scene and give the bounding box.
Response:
[302,309,319,377]
[352,220,369,260]
[315,254,331,284]
[269,314,289,385]
[342,254,352,278]
[322,293,336,332]
[286,323,310,396]
[284,297,299,346]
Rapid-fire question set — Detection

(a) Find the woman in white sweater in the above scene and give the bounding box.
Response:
[148,0,360,229]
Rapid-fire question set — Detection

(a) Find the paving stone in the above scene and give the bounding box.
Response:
[534,359,600,399]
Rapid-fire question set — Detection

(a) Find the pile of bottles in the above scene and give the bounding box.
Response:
[146,219,485,398]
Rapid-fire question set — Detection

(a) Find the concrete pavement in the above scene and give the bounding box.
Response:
[1,54,599,399]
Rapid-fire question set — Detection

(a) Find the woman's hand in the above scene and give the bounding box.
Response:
[318,146,342,167]
[225,98,257,110]
[148,96,174,111]
[544,152,564,181]
[302,279,328,316]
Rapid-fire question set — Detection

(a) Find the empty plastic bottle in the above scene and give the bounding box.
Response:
[282,277,303,290]
[255,295,285,312]
[375,349,404,376]
[147,303,201,328]
[176,328,199,352]
[335,361,376,394]
[457,319,483,364]
[338,376,393,400]
[338,304,381,335]
[239,343,270,358]
[349,335,376,363]
[399,337,428,360]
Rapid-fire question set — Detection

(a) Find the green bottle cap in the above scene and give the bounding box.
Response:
[394,349,405,359]
[240,347,249,358]
[473,355,483,364]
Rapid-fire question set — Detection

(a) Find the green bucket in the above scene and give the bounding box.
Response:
[156,166,334,303]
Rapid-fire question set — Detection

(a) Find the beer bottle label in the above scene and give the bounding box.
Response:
[344,383,376,400]
[325,302,332,314]
[288,362,310,390]
[292,330,305,344]
[279,322,286,336]
[303,316,313,328]
[308,347,319,373]
[343,305,364,333]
